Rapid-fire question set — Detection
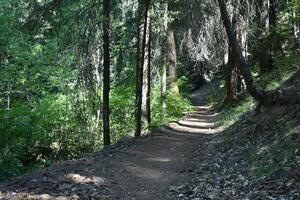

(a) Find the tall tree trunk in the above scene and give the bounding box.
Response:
[259,0,276,73]
[102,0,111,146]
[142,9,151,126]
[135,0,149,137]
[224,0,242,105]
[225,45,242,104]
[166,3,179,95]
[146,17,152,124]
[268,0,277,29]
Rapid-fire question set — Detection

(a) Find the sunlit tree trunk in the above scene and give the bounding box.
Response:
[135,0,149,137]
[7,83,11,110]
[161,63,167,116]
[102,0,111,146]
[146,18,152,124]
[142,9,151,126]
[165,2,179,95]
[293,8,300,38]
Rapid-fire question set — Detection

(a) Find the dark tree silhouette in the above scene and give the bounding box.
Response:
[103,0,111,145]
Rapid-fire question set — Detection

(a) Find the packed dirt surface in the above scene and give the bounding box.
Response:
[0,88,218,200]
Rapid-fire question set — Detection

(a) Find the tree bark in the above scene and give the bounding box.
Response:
[165,2,179,95]
[142,8,151,126]
[102,0,111,146]
[259,0,276,73]
[223,0,242,105]
[268,0,277,29]
[135,0,149,137]
[161,63,167,116]
[146,17,152,124]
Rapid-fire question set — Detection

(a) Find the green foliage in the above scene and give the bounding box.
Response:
[207,50,300,129]
[149,84,193,130]
[177,76,194,93]
[110,86,135,142]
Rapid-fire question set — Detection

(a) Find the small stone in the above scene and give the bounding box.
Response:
[38,194,52,200]
[55,197,68,200]
[26,195,37,200]
[178,193,185,198]
[71,195,80,200]
[11,195,23,200]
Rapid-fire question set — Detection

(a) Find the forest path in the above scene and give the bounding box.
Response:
[0,87,218,200]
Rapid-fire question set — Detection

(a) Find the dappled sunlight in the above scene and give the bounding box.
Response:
[169,123,217,134]
[177,120,216,129]
[65,173,105,185]
[167,107,220,135]
[146,157,172,163]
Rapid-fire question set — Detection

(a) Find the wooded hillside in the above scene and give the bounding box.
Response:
[0,1,299,198]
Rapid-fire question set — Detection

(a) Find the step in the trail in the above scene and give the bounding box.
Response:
[177,120,217,129]
[168,122,217,134]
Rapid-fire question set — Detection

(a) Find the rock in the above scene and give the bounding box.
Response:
[178,193,185,198]
[71,195,80,200]
[55,197,68,200]
[11,195,23,200]
[26,195,37,200]
[37,194,52,200]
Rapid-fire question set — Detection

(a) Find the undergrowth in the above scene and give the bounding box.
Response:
[205,51,300,179]
[206,51,300,129]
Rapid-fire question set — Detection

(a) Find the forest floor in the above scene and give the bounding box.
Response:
[1,76,300,200]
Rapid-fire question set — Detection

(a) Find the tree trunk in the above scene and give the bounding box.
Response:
[135,0,149,137]
[293,8,300,38]
[142,9,151,126]
[225,45,242,104]
[259,0,276,73]
[268,0,277,29]
[165,3,179,95]
[161,63,167,116]
[146,17,152,124]
[223,0,242,105]
[102,0,111,146]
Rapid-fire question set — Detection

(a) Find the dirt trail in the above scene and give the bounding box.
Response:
[0,89,218,200]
